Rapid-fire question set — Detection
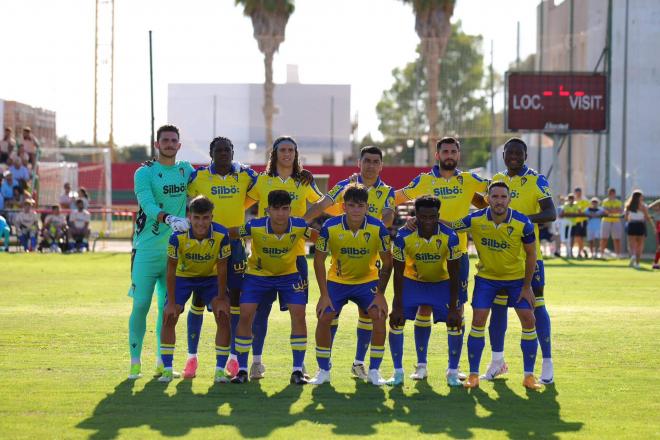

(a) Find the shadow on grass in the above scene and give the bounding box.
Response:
[78,376,582,439]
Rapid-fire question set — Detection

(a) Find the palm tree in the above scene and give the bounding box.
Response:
[403,0,455,164]
[236,0,295,153]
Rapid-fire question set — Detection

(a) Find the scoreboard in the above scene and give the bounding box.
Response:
[505,72,607,133]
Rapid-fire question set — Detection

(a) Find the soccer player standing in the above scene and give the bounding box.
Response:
[228,190,318,385]
[309,184,392,386]
[128,125,194,379]
[395,137,487,380]
[159,196,231,383]
[185,137,257,378]
[387,196,464,387]
[244,136,321,379]
[489,138,557,385]
[600,187,624,257]
[304,145,395,380]
[454,182,541,390]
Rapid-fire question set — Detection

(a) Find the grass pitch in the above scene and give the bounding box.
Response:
[0,253,658,439]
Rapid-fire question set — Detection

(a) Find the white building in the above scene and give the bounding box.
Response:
[168,73,351,165]
[522,0,660,197]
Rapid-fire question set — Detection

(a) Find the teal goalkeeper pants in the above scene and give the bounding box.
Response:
[128,250,168,363]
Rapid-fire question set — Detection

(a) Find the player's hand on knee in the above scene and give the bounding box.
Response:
[212,295,230,320]
[369,294,388,319]
[164,303,180,326]
[518,284,536,308]
[316,296,334,319]
[164,215,190,232]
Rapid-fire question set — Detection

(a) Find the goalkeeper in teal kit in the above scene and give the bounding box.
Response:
[128,125,195,379]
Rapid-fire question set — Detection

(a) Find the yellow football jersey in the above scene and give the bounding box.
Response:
[601,198,623,223]
[402,166,487,252]
[167,222,231,277]
[562,203,580,225]
[574,199,590,223]
[316,215,391,285]
[393,223,462,282]
[187,162,257,228]
[325,176,395,218]
[452,208,536,281]
[492,166,552,260]
[247,173,322,256]
[239,216,311,277]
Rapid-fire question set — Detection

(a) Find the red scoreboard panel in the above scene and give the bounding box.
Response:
[506,72,607,133]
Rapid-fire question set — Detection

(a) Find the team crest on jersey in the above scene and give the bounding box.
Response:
[262,236,268,241]
[457,175,464,185]
[376,190,383,199]
[158,173,163,178]
[289,234,297,243]
[338,233,344,240]
[363,232,371,243]
[232,174,239,183]
[521,177,528,186]
[436,239,443,249]
[208,239,215,247]
[186,242,192,248]
[507,226,515,236]
[179,168,185,177]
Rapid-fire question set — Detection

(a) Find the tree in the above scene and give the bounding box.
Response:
[376,22,500,169]
[235,0,294,154]
[402,0,455,164]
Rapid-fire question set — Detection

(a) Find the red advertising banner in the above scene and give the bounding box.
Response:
[506,72,607,133]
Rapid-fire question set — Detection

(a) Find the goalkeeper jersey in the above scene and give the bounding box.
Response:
[132,160,195,253]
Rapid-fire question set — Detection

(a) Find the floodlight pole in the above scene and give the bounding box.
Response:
[149,30,155,158]
[546,133,567,201]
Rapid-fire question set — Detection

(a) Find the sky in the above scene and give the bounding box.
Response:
[0,0,537,147]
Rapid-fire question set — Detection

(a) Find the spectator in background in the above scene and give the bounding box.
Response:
[0,214,9,252]
[20,127,39,167]
[572,188,590,258]
[561,193,580,258]
[14,199,39,252]
[1,171,18,201]
[586,197,605,259]
[42,205,67,252]
[600,187,624,258]
[625,190,653,269]
[648,199,660,270]
[8,145,30,169]
[67,198,91,252]
[78,187,90,209]
[0,128,16,164]
[9,156,30,183]
[59,182,78,211]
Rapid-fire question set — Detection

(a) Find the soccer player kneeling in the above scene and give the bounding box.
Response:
[310,183,392,386]
[229,190,318,385]
[159,196,232,383]
[387,196,464,387]
[452,182,542,390]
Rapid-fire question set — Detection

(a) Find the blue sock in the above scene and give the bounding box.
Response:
[187,304,204,355]
[354,317,373,363]
[19,234,27,250]
[235,336,252,371]
[290,334,307,370]
[316,345,331,371]
[467,325,486,374]
[230,306,240,356]
[30,236,37,250]
[489,300,508,353]
[160,343,175,369]
[368,345,385,371]
[388,325,404,370]
[330,318,339,346]
[252,303,272,357]
[447,319,464,370]
[521,327,538,374]
[534,299,552,359]
[414,314,432,365]
[216,344,230,369]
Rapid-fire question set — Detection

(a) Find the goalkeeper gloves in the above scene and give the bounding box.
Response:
[164,214,190,232]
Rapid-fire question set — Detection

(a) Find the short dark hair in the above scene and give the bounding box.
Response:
[503,137,527,153]
[268,190,292,208]
[189,195,214,214]
[156,124,180,141]
[488,181,510,194]
[360,146,383,160]
[52,204,60,210]
[436,137,460,150]
[209,136,234,157]
[343,183,369,204]
[608,187,616,194]
[414,196,441,212]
